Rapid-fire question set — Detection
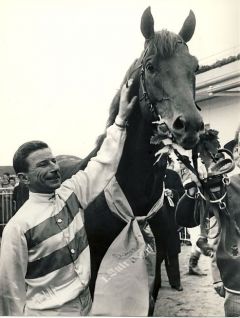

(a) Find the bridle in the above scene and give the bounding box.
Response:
[126,43,169,123]
[126,40,205,175]
[139,43,171,122]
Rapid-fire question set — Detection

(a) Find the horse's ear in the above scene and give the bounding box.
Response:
[141,7,155,40]
[178,10,196,43]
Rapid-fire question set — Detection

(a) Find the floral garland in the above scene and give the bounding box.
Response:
[150,116,220,165]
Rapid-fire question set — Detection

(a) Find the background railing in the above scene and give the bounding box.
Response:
[0,188,14,235]
[179,227,191,244]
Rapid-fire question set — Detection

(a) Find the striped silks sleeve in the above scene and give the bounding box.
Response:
[0,220,28,316]
[61,124,126,209]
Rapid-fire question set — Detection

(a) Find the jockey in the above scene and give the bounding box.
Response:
[0,81,137,316]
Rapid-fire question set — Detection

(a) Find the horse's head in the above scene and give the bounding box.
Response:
[138,7,204,150]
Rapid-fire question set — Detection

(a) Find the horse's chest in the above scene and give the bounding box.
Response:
[85,192,125,245]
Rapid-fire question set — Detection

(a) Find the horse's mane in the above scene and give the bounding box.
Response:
[95,58,141,148]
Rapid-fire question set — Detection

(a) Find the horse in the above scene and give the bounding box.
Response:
[58,7,204,315]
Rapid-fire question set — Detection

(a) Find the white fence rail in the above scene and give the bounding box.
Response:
[179,227,191,243]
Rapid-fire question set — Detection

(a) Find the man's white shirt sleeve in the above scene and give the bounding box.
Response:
[61,124,126,209]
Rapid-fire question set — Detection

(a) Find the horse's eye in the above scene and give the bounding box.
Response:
[146,63,154,73]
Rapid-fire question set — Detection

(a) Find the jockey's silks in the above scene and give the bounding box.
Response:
[0,124,126,316]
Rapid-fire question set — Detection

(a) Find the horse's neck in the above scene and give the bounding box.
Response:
[116,112,165,215]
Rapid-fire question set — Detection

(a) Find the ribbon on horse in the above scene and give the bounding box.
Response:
[164,188,175,207]
[91,177,164,316]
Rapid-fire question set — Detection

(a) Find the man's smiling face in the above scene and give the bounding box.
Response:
[25,148,61,193]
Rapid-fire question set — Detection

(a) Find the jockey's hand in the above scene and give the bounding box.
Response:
[116,79,137,126]
[213,281,225,298]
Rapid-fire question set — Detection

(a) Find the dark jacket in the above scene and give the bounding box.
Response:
[176,174,240,293]
[12,183,29,213]
[149,169,184,257]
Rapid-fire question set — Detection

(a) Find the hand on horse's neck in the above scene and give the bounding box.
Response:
[116,118,165,215]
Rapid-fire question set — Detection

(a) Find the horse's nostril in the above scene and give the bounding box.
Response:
[173,117,185,130]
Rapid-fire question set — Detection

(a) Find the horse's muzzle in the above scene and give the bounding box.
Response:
[171,114,204,149]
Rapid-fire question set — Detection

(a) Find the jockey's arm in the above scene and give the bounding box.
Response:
[0,222,27,315]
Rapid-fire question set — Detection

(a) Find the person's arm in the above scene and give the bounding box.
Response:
[212,250,225,297]
[0,222,28,315]
[174,172,185,198]
[212,254,225,297]
[209,225,225,297]
[61,80,137,208]
[175,183,201,227]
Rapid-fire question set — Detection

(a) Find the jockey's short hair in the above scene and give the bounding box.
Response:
[13,140,49,174]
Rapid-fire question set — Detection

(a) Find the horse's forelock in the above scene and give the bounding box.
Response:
[152,30,180,58]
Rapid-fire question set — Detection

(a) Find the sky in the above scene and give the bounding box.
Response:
[0,0,239,165]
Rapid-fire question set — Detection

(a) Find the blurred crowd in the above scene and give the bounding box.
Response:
[0,172,29,214]
[0,172,17,189]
